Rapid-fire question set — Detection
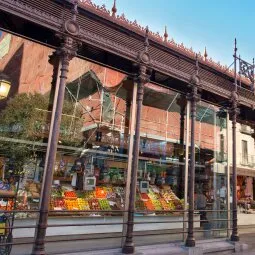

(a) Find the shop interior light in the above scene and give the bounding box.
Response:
[0,74,11,99]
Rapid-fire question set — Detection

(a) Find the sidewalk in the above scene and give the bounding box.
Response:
[58,234,255,255]
[59,239,235,255]
[11,232,255,255]
[235,233,255,255]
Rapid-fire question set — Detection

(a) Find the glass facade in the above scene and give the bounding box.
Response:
[0,31,250,249]
[194,102,228,239]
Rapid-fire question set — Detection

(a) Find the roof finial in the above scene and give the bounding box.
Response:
[112,0,117,17]
[144,26,149,52]
[164,26,168,42]
[72,0,78,22]
[234,38,238,89]
[204,47,208,60]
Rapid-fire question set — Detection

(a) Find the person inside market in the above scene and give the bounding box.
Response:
[195,188,208,226]
[71,158,85,190]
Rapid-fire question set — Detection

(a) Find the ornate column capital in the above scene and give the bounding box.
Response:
[133,26,152,85]
[55,0,81,62]
[186,55,202,103]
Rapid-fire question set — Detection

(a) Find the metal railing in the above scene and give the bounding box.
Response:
[0,207,233,254]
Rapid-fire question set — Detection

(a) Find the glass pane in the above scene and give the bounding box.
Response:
[237,123,255,228]
[0,31,54,254]
[51,58,130,252]
[133,86,186,244]
[194,101,228,240]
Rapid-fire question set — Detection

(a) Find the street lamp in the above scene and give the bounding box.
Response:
[0,73,11,99]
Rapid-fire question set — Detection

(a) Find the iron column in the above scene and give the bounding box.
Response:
[230,39,239,242]
[185,55,201,247]
[122,27,151,254]
[177,95,187,199]
[32,2,80,254]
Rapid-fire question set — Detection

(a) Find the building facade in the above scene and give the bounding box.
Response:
[0,1,255,254]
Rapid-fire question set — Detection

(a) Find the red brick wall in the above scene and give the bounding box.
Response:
[0,33,220,151]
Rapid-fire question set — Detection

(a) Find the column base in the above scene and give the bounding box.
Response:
[31,244,46,255]
[231,234,240,242]
[122,243,135,254]
[31,250,46,255]
[185,237,196,247]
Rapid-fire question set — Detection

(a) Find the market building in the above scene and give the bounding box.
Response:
[0,0,255,254]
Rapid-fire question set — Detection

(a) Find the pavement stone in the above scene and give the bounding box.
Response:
[59,239,235,255]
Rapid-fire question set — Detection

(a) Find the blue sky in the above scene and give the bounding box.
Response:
[92,0,255,66]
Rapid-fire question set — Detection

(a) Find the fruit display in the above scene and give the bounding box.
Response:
[50,199,54,210]
[144,200,155,211]
[140,193,150,201]
[28,181,183,214]
[135,200,146,211]
[134,185,183,213]
[84,191,96,199]
[148,189,159,200]
[53,198,65,208]
[159,198,169,211]
[167,201,175,210]
[113,187,125,197]
[64,191,77,199]
[65,199,79,210]
[88,199,100,211]
[77,198,90,210]
[96,187,107,199]
[0,200,14,211]
[161,191,173,201]
[51,187,63,198]
[151,199,162,211]
[98,199,111,210]
[76,191,85,198]
[103,186,113,193]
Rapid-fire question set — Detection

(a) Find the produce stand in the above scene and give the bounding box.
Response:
[0,177,19,255]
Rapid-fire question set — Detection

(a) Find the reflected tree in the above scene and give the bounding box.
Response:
[0,92,84,175]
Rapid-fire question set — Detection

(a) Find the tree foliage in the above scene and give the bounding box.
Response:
[0,92,84,174]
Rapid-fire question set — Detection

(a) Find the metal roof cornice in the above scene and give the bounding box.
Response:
[78,0,250,86]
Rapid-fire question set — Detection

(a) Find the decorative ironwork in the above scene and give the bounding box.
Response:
[239,59,254,83]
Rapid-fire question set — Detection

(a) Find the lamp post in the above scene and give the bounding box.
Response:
[0,73,11,99]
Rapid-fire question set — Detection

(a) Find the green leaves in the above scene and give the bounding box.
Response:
[0,92,85,174]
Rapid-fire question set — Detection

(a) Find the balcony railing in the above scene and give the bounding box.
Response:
[216,152,227,163]
[240,125,253,135]
[240,154,255,167]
